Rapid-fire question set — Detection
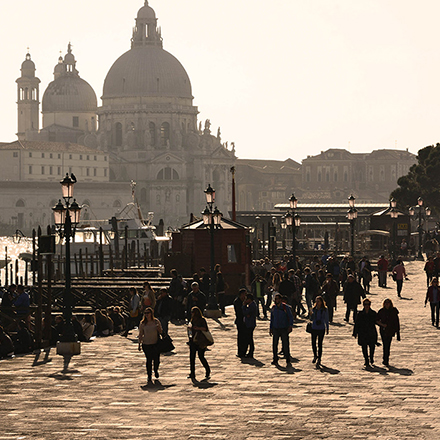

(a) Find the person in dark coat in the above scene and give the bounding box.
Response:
[199,268,211,296]
[234,289,247,357]
[13,320,33,354]
[343,274,365,323]
[251,275,267,319]
[186,282,207,319]
[320,273,339,323]
[353,298,377,367]
[278,272,296,310]
[376,298,400,366]
[155,288,173,335]
[242,293,257,358]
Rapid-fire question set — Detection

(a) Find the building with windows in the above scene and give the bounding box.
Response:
[12,1,236,228]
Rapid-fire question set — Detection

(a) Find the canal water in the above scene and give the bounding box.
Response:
[0,236,33,287]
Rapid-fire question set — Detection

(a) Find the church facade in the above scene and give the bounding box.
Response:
[12,1,236,230]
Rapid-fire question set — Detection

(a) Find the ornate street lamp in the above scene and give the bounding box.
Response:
[285,193,301,266]
[409,197,431,260]
[347,194,358,257]
[52,173,82,350]
[387,198,399,258]
[202,184,222,316]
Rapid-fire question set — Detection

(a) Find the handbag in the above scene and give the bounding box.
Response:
[193,330,214,349]
[157,334,175,353]
[306,322,313,333]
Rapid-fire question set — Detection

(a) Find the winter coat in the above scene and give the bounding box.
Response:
[353,309,378,346]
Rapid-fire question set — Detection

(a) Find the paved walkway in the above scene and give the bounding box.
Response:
[1,261,439,439]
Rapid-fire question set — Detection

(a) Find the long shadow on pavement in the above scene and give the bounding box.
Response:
[275,364,302,374]
[317,364,340,374]
[191,378,218,389]
[140,380,177,392]
[240,357,265,367]
[386,365,414,376]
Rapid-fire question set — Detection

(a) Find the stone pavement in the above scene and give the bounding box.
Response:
[1,261,439,440]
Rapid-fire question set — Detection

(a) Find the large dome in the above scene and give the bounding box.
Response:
[102,46,192,99]
[42,75,97,112]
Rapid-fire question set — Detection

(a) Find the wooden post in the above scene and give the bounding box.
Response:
[144,243,147,268]
[42,225,52,345]
[99,227,104,276]
[85,248,89,278]
[4,246,8,286]
[109,245,114,276]
[74,253,78,278]
[124,225,128,269]
[15,259,19,285]
[79,248,84,278]
[137,239,140,269]
[32,229,36,285]
[90,254,94,277]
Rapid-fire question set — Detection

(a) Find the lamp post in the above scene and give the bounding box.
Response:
[347,194,358,257]
[202,184,222,317]
[388,198,399,259]
[285,193,301,265]
[409,197,431,260]
[52,173,82,345]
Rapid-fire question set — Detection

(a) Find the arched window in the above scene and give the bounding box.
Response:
[113,200,122,208]
[82,199,91,207]
[115,122,123,147]
[160,122,170,147]
[157,167,179,180]
[149,122,156,146]
[16,199,25,207]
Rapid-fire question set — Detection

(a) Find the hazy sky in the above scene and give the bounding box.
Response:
[1,0,440,162]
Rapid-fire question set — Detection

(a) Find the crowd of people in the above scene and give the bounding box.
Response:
[0,252,433,383]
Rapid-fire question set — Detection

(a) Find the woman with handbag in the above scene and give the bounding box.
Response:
[138,307,162,384]
[309,295,329,367]
[187,306,211,381]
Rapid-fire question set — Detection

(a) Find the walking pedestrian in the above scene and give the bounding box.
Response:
[425,277,440,328]
[343,274,365,323]
[270,293,294,367]
[187,307,211,381]
[242,293,257,358]
[353,298,377,368]
[377,255,389,288]
[376,298,400,366]
[251,275,267,319]
[138,307,162,384]
[320,273,338,323]
[234,289,247,357]
[155,288,173,335]
[392,260,406,298]
[309,295,329,367]
[424,256,435,288]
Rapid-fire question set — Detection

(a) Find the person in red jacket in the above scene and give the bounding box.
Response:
[425,277,440,328]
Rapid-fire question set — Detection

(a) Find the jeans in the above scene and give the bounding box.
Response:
[311,329,325,360]
[396,279,403,296]
[158,316,170,335]
[142,343,160,380]
[256,297,267,318]
[189,341,210,378]
[272,327,290,363]
[378,271,387,287]
[243,326,255,357]
[362,343,375,365]
[236,324,246,357]
[380,332,392,365]
[430,302,440,327]
[345,305,357,322]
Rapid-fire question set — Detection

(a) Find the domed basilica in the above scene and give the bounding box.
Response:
[16,1,236,227]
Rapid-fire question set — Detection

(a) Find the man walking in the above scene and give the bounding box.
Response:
[270,293,294,367]
[234,289,247,358]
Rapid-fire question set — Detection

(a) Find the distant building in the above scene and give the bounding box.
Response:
[235,158,301,211]
[300,148,416,203]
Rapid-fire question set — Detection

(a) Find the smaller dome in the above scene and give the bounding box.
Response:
[42,75,97,113]
[21,53,35,77]
[137,1,156,20]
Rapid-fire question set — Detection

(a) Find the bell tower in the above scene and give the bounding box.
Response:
[16,51,40,140]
